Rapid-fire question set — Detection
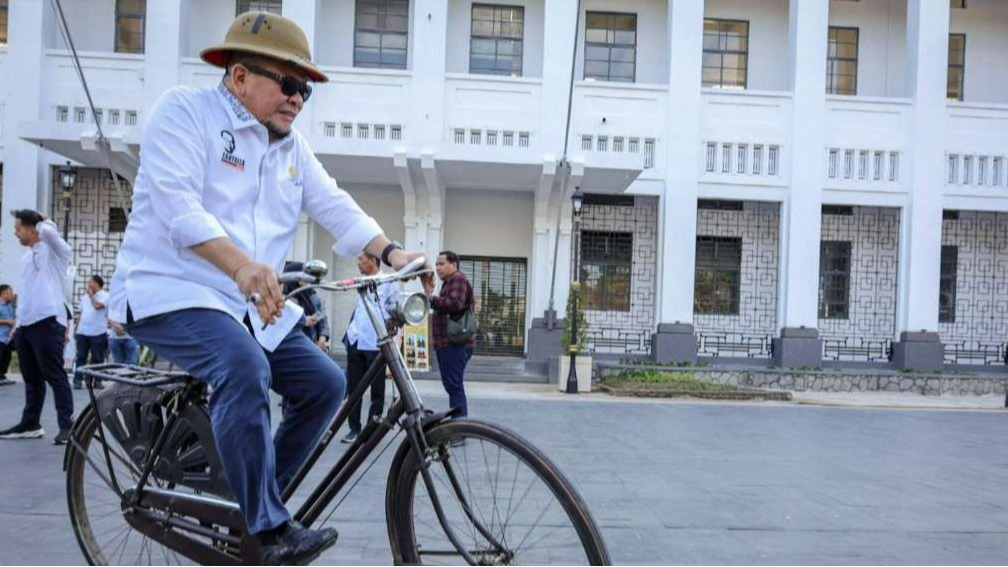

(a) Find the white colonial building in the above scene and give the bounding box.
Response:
[1,0,1007,369]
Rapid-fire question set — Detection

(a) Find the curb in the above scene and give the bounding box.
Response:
[597,384,792,401]
[794,398,1006,411]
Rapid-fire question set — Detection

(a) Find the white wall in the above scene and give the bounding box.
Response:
[185,0,235,58]
[312,182,406,332]
[445,0,544,77]
[317,0,357,68]
[949,0,1008,104]
[48,0,115,52]
[443,188,533,258]
[827,0,908,98]
[574,0,669,85]
[704,0,790,92]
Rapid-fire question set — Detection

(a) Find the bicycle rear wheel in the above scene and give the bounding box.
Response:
[65,386,227,565]
[386,419,610,565]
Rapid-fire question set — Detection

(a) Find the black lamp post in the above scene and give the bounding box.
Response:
[58,161,78,241]
[566,186,585,394]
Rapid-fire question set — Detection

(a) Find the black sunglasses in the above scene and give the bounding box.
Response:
[243,63,313,102]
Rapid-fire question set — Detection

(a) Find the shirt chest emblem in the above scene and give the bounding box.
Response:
[220,130,246,172]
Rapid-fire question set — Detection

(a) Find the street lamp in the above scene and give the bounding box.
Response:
[58,161,77,241]
[566,186,585,394]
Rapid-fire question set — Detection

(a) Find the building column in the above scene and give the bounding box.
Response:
[410,0,449,150]
[772,0,829,367]
[144,0,185,103]
[651,0,704,363]
[528,0,579,324]
[1,0,53,279]
[890,0,950,371]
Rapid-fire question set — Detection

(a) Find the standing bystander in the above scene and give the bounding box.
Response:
[341,251,395,443]
[427,251,475,418]
[0,210,74,444]
[0,284,16,386]
[73,275,109,389]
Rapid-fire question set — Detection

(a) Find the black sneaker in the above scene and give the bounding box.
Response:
[0,423,45,440]
[341,431,358,444]
[0,377,15,386]
[259,521,338,566]
[53,429,71,445]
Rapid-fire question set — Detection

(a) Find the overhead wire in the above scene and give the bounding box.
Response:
[48,0,131,215]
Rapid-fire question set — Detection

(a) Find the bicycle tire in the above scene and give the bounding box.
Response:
[385,419,610,565]
[66,388,214,565]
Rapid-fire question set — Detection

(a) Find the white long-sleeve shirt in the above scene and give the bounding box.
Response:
[18,220,72,327]
[345,280,397,351]
[114,83,383,324]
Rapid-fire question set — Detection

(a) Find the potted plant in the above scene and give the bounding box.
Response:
[558,283,592,392]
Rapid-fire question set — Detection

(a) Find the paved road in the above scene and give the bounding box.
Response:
[1,379,1007,565]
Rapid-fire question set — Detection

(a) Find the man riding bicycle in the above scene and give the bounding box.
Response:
[111,11,431,565]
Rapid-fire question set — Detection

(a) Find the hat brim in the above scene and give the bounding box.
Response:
[201,44,329,83]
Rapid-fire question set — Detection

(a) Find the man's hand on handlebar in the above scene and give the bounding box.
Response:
[234,262,285,325]
[387,249,435,295]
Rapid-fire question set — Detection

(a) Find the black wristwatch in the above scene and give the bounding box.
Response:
[381,240,403,267]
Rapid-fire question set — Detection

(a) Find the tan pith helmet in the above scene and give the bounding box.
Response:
[200,11,328,83]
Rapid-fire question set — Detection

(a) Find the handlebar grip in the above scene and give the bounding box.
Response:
[396,256,427,277]
[278,271,312,284]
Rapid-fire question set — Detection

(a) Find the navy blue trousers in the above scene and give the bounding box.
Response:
[13,316,74,430]
[436,345,472,418]
[128,308,346,534]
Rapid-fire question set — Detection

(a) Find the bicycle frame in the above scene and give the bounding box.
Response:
[73,269,499,565]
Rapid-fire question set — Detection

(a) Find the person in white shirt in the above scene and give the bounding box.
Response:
[110,12,432,565]
[0,210,74,445]
[73,275,109,389]
[341,251,396,444]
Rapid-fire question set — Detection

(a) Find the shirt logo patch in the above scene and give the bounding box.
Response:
[287,165,297,178]
[220,130,245,172]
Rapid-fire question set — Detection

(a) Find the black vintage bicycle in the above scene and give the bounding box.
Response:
[65,258,610,565]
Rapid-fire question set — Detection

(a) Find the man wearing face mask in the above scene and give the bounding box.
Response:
[110,12,433,565]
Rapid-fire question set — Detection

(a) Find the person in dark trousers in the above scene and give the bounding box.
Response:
[0,210,74,444]
[282,261,330,351]
[107,12,432,564]
[341,251,394,443]
[427,251,475,418]
[73,275,109,389]
[0,284,17,386]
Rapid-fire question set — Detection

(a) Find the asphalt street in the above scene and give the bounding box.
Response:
[1,379,1007,565]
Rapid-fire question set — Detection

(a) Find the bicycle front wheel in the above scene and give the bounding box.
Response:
[386,419,610,565]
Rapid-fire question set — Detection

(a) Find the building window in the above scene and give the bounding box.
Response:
[702,19,748,89]
[948,34,965,101]
[469,4,523,76]
[818,240,852,319]
[115,0,146,54]
[579,230,632,312]
[584,12,636,83]
[939,245,958,323]
[236,0,281,15]
[108,207,128,233]
[355,0,409,69]
[826,27,858,95]
[0,0,8,44]
[694,236,741,316]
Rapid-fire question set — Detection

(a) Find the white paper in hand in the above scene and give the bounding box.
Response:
[248,300,304,352]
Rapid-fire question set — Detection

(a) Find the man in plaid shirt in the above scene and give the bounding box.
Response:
[428,251,475,417]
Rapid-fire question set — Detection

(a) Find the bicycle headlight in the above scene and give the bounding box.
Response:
[385,292,429,326]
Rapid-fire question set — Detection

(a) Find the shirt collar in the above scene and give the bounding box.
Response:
[216,82,299,149]
[216,82,262,131]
